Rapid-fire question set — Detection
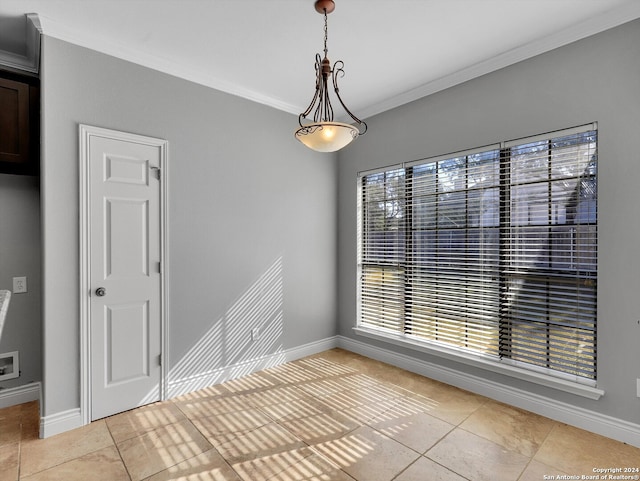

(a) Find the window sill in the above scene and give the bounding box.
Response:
[353,326,604,400]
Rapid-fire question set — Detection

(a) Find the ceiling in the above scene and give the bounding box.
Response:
[1,0,639,120]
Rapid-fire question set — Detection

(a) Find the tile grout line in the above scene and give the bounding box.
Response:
[257,381,360,481]
[17,421,113,480]
[255,366,392,481]
[519,420,563,479]
[173,396,277,481]
[164,400,237,481]
[104,417,133,481]
[9,351,640,480]
[17,426,23,481]
[514,420,563,481]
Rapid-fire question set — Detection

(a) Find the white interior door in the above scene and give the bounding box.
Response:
[82,127,166,421]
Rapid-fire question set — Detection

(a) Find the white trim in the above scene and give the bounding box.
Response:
[286,336,339,361]
[78,124,169,427]
[167,337,338,399]
[354,326,603,399]
[356,123,601,399]
[0,382,40,409]
[26,334,640,446]
[338,335,640,449]
[40,408,83,438]
[36,15,300,115]
[34,337,337,438]
[357,4,640,120]
[0,14,42,74]
[34,5,640,118]
[160,143,170,403]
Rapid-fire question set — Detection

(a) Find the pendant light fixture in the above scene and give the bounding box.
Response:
[295,0,367,153]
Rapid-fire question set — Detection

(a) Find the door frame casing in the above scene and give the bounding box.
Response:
[78,124,169,426]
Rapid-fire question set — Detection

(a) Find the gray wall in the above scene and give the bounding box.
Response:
[40,37,337,416]
[0,173,41,390]
[337,19,640,425]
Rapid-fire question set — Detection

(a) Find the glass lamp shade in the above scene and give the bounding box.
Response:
[295,122,359,152]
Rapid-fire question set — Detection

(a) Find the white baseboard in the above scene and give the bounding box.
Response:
[337,335,640,448]
[18,336,640,447]
[0,382,41,409]
[37,337,339,438]
[0,383,84,439]
[40,408,84,438]
[167,336,339,398]
[284,336,339,362]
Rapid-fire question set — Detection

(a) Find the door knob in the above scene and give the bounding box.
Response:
[95,287,106,297]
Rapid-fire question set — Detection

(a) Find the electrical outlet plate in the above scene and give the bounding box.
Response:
[0,351,19,381]
[12,276,27,294]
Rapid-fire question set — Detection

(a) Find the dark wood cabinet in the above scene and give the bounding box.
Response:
[0,72,39,175]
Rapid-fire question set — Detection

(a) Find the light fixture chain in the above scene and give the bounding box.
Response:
[323,9,328,59]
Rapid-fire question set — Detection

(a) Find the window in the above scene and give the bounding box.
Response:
[358,125,597,383]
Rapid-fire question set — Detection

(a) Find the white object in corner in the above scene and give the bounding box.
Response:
[0,351,19,381]
[0,290,11,345]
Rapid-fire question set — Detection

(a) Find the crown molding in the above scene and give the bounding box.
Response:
[0,13,42,74]
[358,2,640,120]
[34,3,640,118]
[36,14,301,115]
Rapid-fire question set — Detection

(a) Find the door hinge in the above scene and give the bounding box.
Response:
[157,261,162,274]
[150,166,161,180]
[158,354,162,366]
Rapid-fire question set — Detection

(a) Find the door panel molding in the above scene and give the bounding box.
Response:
[79,124,168,426]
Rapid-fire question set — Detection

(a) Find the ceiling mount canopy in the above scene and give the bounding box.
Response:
[295,0,367,153]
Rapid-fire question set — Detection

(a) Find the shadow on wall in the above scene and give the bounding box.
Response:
[165,256,286,400]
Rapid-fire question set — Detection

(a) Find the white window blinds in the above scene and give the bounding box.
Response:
[360,169,406,333]
[358,125,597,382]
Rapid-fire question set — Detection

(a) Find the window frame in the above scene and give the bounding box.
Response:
[356,124,602,399]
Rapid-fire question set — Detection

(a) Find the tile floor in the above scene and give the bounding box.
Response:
[1,348,639,481]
